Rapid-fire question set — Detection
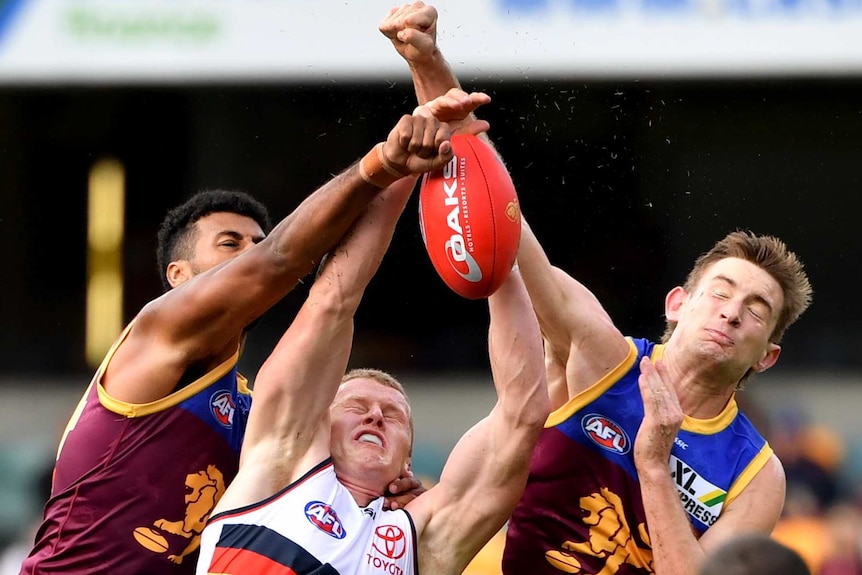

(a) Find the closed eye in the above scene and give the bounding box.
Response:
[748,306,768,322]
[383,409,407,423]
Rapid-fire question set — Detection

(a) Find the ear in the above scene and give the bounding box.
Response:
[166,260,193,288]
[752,343,781,373]
[665,286,688,323]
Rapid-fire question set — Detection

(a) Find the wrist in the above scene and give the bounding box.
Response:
[407,51,447,73]
[359,142,406,189]
[635,460,672,480]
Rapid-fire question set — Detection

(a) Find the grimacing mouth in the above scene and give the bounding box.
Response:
[355,430,384,448]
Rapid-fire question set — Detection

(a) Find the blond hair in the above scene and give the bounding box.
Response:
[340,368,414,452]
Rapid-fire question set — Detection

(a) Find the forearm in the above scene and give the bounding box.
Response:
[516,219,567,340]
[409,53,461,105]
[245,182,417,468]
[314,177,415,309]
[263,153,385,281]
[488,269,549,429]
[638,465,706,575]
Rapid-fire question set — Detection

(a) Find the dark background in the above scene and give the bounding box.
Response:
[1,77,860,384]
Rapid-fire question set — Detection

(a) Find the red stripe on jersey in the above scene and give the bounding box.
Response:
[208,546,299,575]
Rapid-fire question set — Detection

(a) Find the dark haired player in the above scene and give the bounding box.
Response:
[20,96,486,575]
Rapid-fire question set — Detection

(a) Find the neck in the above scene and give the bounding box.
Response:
[661,345,739,419]
[332,462,388,507]
[338,476,385,507]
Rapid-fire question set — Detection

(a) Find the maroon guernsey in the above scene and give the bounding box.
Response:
[20,321,251,575]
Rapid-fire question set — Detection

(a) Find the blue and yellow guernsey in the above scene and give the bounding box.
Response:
[21,319,252,575]
[503,337,773,575]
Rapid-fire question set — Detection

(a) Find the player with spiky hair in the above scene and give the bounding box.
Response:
[381,4,813,575]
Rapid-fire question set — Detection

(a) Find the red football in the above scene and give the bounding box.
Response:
[418,134,521,300]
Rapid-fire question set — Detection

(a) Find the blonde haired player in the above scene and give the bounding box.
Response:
[195,94,549,575]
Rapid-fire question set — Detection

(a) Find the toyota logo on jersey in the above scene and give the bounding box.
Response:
[371,524,407,559]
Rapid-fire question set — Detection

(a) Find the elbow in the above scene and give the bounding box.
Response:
[528,382,552,429]
[263,227,323,283]
[307,273,363,323]
[506,376,551,433]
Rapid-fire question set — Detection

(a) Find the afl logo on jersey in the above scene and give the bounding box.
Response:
[582,413,630,454]
[305,501,346,539]
[210,391,235,428]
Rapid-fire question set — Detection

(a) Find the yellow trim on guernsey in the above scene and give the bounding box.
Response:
[725,444,774,508]
[652,344,741,433]
[654,341,774,509]
[545,338,743,434]
[545,338,639,428]
[94,318,248,418]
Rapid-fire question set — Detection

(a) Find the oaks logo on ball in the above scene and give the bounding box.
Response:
[582,413,630,454]
[210,390,235,428]
[304,501,346,539]
[440,154,482,284]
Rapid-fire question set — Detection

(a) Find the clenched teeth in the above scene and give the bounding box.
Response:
[358,433,383,447]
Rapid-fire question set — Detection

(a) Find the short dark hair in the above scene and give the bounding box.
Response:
[699,534,810,575]
[156,189,271,291]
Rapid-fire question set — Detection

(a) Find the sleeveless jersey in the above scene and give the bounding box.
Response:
[197,459,418,575]
[502,338,773,575]
[20,319,252,575]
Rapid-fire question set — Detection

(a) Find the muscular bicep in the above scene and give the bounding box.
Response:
[241,298,351,467]
[698,455,787,553]
[541,268,630,397]
[410,407,543,572]
[154,246,304,353]
[105,246,306,403]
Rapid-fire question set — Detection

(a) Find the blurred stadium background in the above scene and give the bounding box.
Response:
[2,0,862,572]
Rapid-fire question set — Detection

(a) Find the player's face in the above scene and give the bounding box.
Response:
[671,257,783,375]
[330,379,412,485]
[188,212,266,275]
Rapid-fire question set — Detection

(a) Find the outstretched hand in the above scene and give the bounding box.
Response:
[634,356,684,473]
[380,2,438,65]
[421,88,491,135]
[378,87,491,180]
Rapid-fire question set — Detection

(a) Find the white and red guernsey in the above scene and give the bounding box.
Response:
[197,460,418,575]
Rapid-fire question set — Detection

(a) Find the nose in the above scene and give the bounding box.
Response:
[720,301,742,326]
[240,238,257,253]
[363,405,384,427]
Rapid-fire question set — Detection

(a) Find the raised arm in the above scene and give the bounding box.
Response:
[406,268,550,574]
[381,3,491,139]
[108,111,451,403]
[214,171,419,512]
[517,219,629,403]
[381,2,460,105]
[212,98,483,512]
[383,3,628,405]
